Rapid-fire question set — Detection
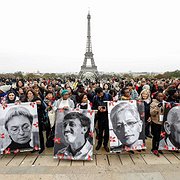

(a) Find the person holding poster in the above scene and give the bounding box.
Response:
[76,93,92,110]
[150,92,164,157]
[24,88,47,153]
[54,89,75,110]
[5,90,19,104]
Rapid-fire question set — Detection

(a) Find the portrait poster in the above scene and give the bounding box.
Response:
[0,102,40,154]
[159,103,180,151]
[54,108,95,160]
[108,100,146,152]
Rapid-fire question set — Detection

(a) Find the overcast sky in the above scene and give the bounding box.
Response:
[0,0,180,73]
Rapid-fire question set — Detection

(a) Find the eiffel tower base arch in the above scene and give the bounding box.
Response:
[79,66,99,80]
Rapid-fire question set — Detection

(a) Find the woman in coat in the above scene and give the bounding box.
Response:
[24,88,48,153]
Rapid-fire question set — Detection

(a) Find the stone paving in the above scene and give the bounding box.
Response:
[1,139,180,179]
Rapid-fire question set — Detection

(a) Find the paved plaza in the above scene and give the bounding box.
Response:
[1,139,180,180]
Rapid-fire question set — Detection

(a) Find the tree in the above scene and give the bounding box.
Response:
[14,71,23,79]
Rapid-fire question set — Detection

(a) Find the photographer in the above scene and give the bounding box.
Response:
[92,87,112,152]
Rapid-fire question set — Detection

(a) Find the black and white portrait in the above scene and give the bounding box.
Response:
[54,109,95,160]
[108,100,146,152]
[159,103,180,151]
[0,102,40,154]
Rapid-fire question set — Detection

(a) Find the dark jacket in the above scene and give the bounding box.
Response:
[144,100,151,122]
[92,92,112,121]
[92,92,112,110]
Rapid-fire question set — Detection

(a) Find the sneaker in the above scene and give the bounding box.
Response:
[151,150,160,157]
[104,146,110,152]
[39,147,45,154]
[95,144,101,151]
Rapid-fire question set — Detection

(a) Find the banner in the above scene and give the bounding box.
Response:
[54,109,95,160]
[0,102,40,154]
[108,100,146,152]
[159,103,180,150]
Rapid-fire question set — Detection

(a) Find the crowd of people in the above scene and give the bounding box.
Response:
[0,76,179,156]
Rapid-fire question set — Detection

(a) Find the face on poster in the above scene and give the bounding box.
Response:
[0,102,40,154]
[108,100,145,152]
[159,103,180,151]
[54,109,95,160]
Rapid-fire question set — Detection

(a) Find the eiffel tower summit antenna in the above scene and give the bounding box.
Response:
[79,11,99,78]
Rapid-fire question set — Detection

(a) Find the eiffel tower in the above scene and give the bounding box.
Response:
[79,12,98,77]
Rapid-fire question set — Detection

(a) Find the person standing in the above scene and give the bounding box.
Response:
[5,90,19,104]
[76,93,92,110]
[24,89,47,153]
[119,87,132,100]
[126,82,139,100]
[53,89,75,110]
[92,87,112,152]
[138,89,152,138]
[0,85,11,104]
[150,92,164,157]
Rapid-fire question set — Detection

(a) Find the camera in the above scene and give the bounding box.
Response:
[101,106,106,110]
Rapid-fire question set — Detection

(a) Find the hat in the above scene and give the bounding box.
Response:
[143,84,150,90]
[0,85,11,93]
[61,89,69,96]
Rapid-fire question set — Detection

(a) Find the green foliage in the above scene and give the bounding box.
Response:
[42,73,56,79]
[14,71,23,79]
[24,73,40,80]
[155,70,180,79]
[0,70,179,80]
[123,73,133,79]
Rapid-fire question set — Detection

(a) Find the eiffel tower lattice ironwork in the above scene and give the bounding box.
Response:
[79,12,98,77]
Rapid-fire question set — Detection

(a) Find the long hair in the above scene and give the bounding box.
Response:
[25,88,39,101]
